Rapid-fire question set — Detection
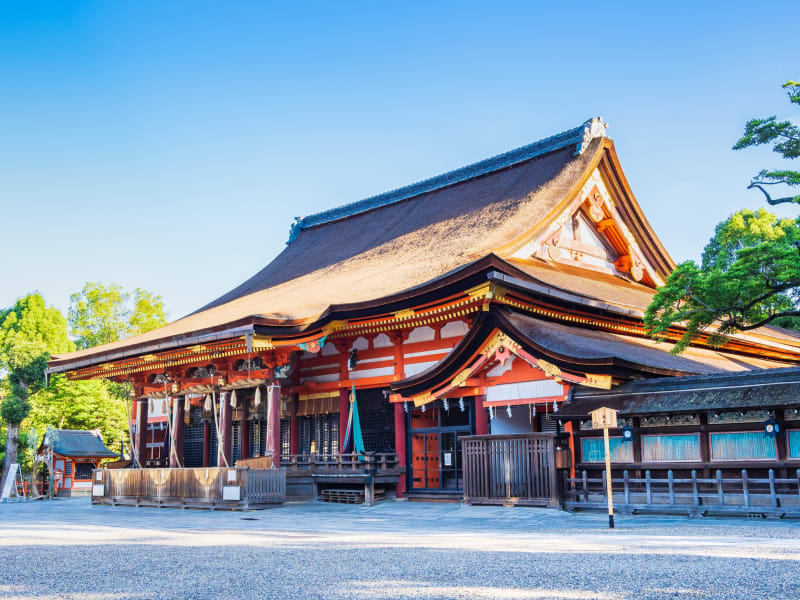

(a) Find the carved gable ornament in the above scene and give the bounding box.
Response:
[514,168,664,287]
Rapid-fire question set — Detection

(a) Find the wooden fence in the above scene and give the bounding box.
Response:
[92,467,286,510]
[462,434,558,507]
[565,468,800,518]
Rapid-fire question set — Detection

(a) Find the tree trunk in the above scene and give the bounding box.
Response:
[1,421,20,492]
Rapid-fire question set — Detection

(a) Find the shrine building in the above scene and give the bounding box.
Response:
[47,118,800,505]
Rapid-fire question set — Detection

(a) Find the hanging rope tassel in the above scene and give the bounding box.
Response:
[211,392,229,467]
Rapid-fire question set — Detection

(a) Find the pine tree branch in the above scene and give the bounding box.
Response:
[747,182,800,205]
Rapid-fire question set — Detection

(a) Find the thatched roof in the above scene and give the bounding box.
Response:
[503,310,790,375]
[48,116,800,374]
[392,308,793,397]
[51,119,622,367]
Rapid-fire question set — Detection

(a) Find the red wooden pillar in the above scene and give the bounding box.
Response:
[563,420,576,479]
[393,402,407,498]
[474,395,489,435]
[267,383,282,466]
[241,417,250,461]
[171,398,185,468]
[290,393,299,456]
[219,393,233,466]
[202,422,211,467]
[338,387,350,453]
[390,330,407,497]
[136,398,148,468]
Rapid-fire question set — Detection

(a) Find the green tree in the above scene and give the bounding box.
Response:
[26,377,128,458]
[733,80,800,206]
[645,209,800,353]
[646,80,800,352]
[0,294,73,489]
[69,283,168,349]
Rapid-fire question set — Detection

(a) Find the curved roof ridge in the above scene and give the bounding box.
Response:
[286,117,608,243]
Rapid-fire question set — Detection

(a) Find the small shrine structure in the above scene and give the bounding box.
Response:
[36,429,118,496]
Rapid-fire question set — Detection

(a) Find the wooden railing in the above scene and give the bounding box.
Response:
[280,452,399,473]
[91,467,286,509]
[461,434,558,507]
[565,468,800,518]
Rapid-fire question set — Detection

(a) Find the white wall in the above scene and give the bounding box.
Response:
[490,407,534,435]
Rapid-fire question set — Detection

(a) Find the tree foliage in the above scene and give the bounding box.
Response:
[26,376,128,455]
[646,80,800,352]
[0,294,74,420]
[69,282,167,349]
[0,294,74,486]
[733,80,800,205]
[646,209,800,353]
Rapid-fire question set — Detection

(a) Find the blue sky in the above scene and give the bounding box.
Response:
[1,1,798,320]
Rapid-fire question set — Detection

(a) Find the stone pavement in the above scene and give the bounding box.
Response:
[1,498,799,599]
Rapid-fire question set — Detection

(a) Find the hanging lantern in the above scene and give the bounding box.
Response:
[254,386,262,407]
[621,425,635,443]
[763,416,781,438]
[171,381,180,394]
[218,375,226,387]
[204,394,211,412]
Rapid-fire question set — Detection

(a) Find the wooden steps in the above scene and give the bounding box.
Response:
[320,488,385,504]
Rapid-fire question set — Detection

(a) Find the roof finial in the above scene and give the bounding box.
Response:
[576,117,608,155]
[287,216,304,244]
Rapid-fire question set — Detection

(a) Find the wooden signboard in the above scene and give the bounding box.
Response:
[590,406,618,430]
[589,407,618,528]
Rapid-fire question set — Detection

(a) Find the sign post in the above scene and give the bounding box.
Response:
[590,407,618,529]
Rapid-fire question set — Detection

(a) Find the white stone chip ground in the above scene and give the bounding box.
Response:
[1,499,799,599]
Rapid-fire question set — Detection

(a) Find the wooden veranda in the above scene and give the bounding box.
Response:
[282,452,402,506]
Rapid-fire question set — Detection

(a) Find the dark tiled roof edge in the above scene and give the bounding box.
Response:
[286,117,607,243]
[574,365,800,398]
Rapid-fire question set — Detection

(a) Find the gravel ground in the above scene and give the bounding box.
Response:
[1,498,799,599]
